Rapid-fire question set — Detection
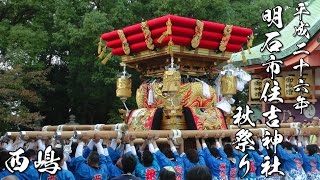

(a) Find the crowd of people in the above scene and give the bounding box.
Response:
[0,131,320,180]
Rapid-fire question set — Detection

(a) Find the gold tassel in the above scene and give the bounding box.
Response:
[167,18,172,34]
[98,46,106,59]
[101,52,112,65]
[157,18,172,43]
[168,37,174,57]
[241,48,247,64]
[98,38,103,54]
[247,33,254,54]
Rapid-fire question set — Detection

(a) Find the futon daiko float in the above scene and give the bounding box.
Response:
[98,14,253,131]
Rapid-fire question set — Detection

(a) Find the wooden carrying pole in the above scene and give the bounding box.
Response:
[3,127,319,140]
[20,131,55,139]
[229,123,302,129]
[42,124,122,131]
[73,128,304,139]
[133,138,168,144]
[54,131,76,140]
[3,132,20,139]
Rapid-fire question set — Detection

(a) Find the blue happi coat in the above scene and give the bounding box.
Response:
[181,150,206,173]
[234,150,261,180]
[203,147,230,180]
[41,169,75,180]
[154,149,184,180]
[74,155,109,180]
[14,161,39,180]
[276,144,307,180]
[298,146,320,179]
[134,154,160,180]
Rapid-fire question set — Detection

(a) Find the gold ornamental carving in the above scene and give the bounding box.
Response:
[221,75,237,95]
[117,30,130,55]
[157,18,172,43]
[219,25,233,52]
[162,70,181,94]
[191,20,204,48]
[116,77,132,99]
[141,21,155,50]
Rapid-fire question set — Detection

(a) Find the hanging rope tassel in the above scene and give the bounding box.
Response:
[168,37,174,57]
[247,33,254,54]
[241,48,247,64]
[98,38,103,54]
[101,52,112,65]
[98,46,106,59]
[157,18,172,43]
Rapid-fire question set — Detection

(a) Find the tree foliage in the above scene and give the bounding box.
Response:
[0,0,298,131]
[0,65,50,130]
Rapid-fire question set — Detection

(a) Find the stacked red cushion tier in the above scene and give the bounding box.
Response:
[101,14,253,56]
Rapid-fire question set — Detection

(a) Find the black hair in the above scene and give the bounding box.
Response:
[281,141,292,151]
[23,149,36,159]
[223,144,234,158]
[159,167,176,180]
[253,140,262,155]
[53,148,64,164]
[121,154,137,174]
[222,137,231,144]
[209,147,221,159]
[71,142,78,157]
[142,150,153,167]
[291,144,299,153]
[186,149,199,163]
[306,144,318,156]
[163,148,174,160]
[88,151,100,167]
[186,166,212,180]
[0,150,10,169]
[92,146,97,152]
[267,148,274,158]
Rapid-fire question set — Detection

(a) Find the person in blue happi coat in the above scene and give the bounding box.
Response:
[13,149,39,180]
[180,135,206,174]
[151,137,184,180]
[0,149,11,179]
[253,137,268,180]
[111,153,140,180]
[201,138,230,180]
[297,136,320,179]
[130,138,160,180]
[223,143,240,180]
[74,134,109,180]
[276,139,307,180]
[314,146,320,171]
[40,148,75,180]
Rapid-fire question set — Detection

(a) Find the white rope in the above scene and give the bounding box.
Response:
[57,125,64,132]
[122,100,130,116]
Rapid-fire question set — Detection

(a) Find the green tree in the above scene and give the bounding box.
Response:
[0,0,298,129]
[0,65,50,131]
